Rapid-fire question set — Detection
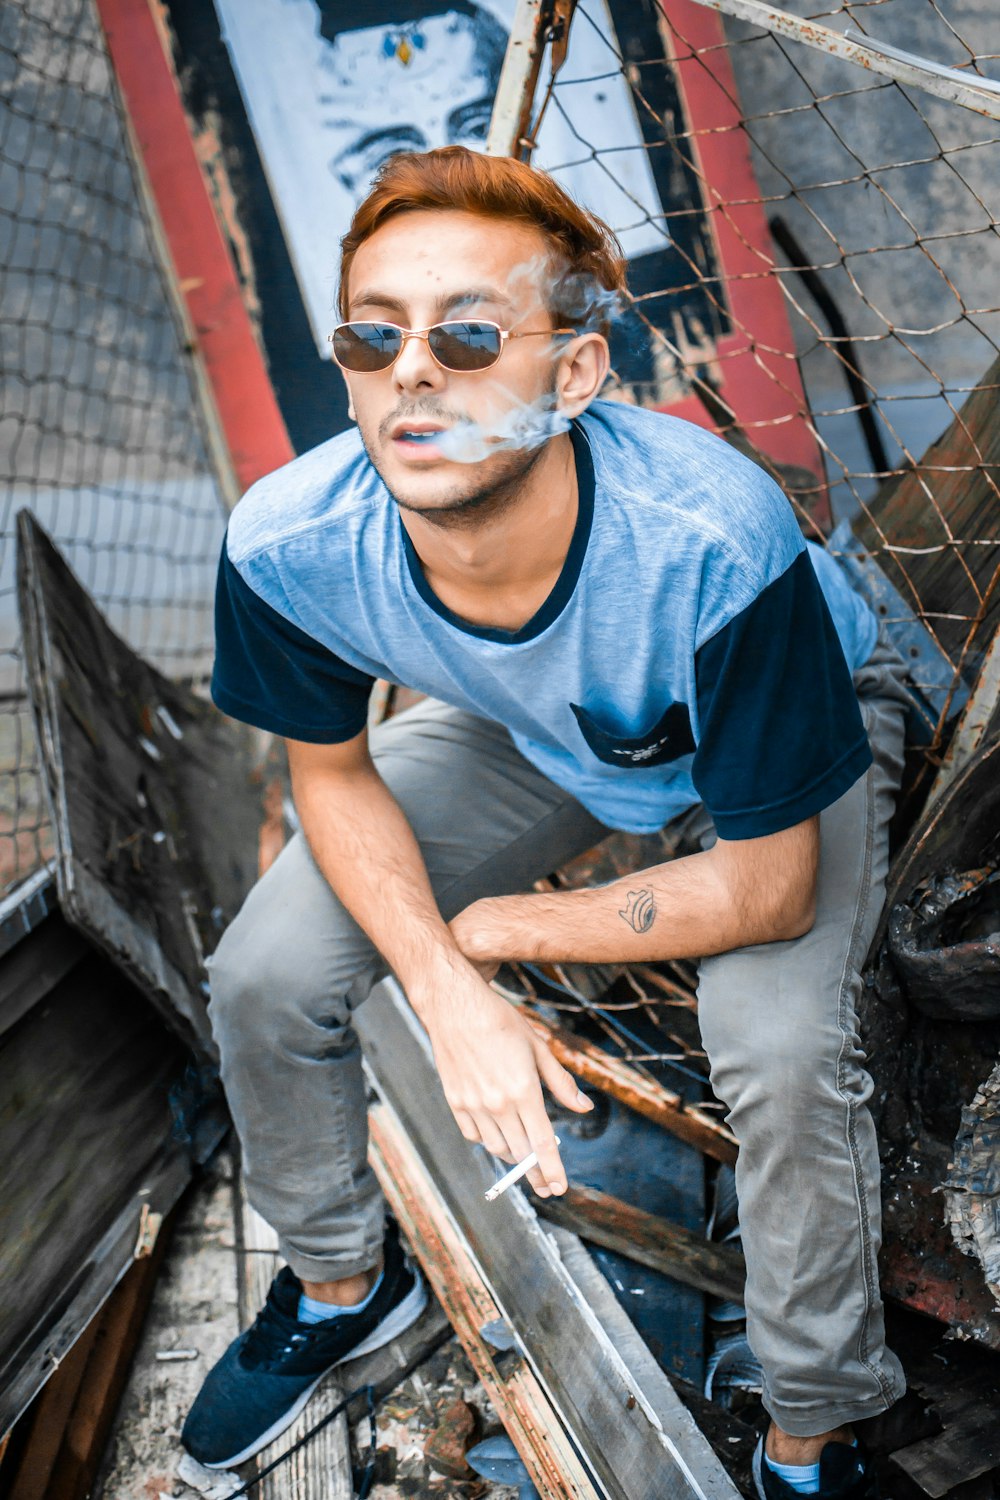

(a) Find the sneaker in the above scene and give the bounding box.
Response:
[182,1218,427,1468]
[753,1438,878,1499]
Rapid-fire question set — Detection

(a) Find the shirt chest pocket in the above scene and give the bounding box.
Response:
[570,700,696,768]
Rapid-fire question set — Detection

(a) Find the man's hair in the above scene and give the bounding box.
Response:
[338,146,628,336]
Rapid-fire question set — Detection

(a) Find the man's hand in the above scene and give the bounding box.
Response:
[417,954,593,1197]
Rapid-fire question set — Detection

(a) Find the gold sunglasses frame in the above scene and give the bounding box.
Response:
[327,319,577,373]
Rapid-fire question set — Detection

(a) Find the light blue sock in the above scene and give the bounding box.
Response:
[297,1270,383,1325]
[763,1453,821,1494]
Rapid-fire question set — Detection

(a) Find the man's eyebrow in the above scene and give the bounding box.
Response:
[348,287,514,316]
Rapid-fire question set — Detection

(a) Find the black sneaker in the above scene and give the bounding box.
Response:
[182,1219,427,1468]
[753,1438,878,1499]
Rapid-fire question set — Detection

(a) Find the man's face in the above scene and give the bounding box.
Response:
[342,210,568,518]
[320,15,501,200]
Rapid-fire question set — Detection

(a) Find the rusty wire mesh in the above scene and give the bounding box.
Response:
[535,3,998,703]
[512,0,1000,1073]
[0,0,229,897]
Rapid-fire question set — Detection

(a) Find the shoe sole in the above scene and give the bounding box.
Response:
[751,1441,769,1500]
[200,1272,429,1470]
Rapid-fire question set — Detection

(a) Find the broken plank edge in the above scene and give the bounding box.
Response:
[358,977,740,1500]
[367,1097,603,1500]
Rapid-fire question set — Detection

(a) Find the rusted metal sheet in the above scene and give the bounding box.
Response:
[528,1012,738,1166]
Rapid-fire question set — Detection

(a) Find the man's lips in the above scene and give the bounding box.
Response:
[389,419,447,442]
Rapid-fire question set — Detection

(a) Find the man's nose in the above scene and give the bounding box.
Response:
[392,331,446,393]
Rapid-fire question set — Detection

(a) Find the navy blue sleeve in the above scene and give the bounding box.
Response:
[692,549,872,839]
[211,541,374,742]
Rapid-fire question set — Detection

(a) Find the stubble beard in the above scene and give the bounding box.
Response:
[359,403,552,532]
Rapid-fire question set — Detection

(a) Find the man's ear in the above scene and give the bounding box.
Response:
[555,333,611,418]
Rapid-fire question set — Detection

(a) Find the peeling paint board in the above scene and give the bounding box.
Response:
[356,978,741,1500]
[234,1170,353,1500]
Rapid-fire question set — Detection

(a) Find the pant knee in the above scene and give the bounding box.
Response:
[207,906,356,1060]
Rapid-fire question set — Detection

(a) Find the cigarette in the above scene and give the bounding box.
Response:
[484,1136,561,1202]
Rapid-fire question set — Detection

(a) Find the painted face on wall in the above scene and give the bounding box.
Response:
[317,12,506,200]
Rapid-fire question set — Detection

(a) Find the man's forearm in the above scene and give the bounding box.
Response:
[290,760,469,1018]
[453,826,818,968]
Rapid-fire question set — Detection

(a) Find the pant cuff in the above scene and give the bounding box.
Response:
[764,1378,907,1438]
[278,1236,386,1286]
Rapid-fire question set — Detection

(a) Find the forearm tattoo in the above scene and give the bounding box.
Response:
[618,888,656,933]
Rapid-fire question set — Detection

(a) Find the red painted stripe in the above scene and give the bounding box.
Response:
[95,0,294,492]
[657,0,825,487]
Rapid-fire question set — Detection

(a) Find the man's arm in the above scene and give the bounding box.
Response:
[286,730,593,1195]
[449,817,819,968]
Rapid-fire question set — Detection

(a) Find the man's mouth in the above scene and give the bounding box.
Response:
[390,421,448,458]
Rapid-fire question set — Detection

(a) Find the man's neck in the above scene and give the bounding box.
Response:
[398,434,578,628]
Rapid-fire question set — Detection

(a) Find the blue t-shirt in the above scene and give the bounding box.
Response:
[212,401,877,838]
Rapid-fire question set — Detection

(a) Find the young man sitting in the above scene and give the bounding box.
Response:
[183,146,907,1498]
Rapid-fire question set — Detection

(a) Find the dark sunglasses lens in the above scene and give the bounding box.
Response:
[333,323,402,371]
[429,321,502,371]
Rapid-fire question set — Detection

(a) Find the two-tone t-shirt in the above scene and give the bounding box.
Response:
[212,400,877,838]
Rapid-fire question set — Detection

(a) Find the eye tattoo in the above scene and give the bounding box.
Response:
[618,888,656,933]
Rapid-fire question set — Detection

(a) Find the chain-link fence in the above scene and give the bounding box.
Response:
[0,0,230,896]
[502,0,1000,1079]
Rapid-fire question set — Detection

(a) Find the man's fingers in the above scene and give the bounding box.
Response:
[519,1099,566,1195]
[471,1112,516,1164]
[452,1108,481,1145]
[534,1039,594,1116]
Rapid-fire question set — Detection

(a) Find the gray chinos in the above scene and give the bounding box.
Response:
[207,638,908,1437]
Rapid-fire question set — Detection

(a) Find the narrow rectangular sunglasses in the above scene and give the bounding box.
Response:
[328,319,575,374]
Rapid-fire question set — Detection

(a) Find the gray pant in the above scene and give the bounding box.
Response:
[208,639,909,1436]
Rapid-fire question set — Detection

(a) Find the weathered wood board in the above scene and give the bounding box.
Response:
[853,355,1000,679]
[16,511,276,1056]
[358,978,741,1500]
[0,947,196,1434]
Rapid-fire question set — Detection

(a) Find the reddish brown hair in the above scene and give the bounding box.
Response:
[338,147,627,335]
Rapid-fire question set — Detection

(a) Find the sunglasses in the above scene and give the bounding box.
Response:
[327,319,576,374]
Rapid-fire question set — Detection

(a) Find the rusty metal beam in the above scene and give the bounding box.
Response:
[486,0,577,160]
[534,1183,746,1303]
[528,1012,739,1166]
[677,0,1000,120]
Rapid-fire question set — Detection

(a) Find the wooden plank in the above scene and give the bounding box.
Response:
[357,979,741,1500]
[535,1184,745,1303]
[95,0,294,492]
[528,1012,738,1166]
[234,1172,353,1500]
[890,1358,1000,1496]
[3,1212,176,1500]
[0,951,197,1434]
[368,1101,603,1500]
[0,910,87,1040]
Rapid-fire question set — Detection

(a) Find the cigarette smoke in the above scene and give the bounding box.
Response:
[436,391,572,464]
[432,252,622,464]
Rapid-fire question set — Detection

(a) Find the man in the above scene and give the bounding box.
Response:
[183,147,907,1497]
